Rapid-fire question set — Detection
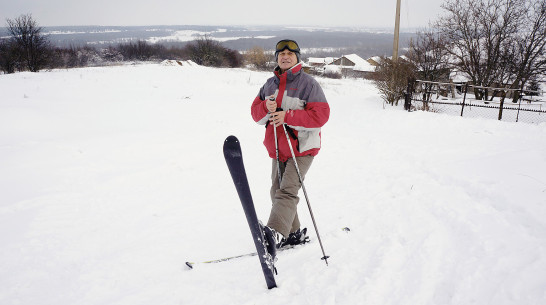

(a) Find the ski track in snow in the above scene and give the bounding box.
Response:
[1,63,546,305]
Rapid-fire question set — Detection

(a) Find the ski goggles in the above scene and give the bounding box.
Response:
[275,40,300,53]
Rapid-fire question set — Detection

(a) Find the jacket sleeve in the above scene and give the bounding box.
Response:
[285,81,329,128]
[251,88,270,125]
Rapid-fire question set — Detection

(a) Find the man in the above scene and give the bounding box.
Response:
[250,39,330,259]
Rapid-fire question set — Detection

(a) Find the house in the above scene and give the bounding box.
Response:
[308,57,325,68]
[387,55,410,62]
[367,55,410,66]
[301,61,313,74]
[329,54,375,78]
[367,56,382,67]
[306,57,335,72]
[308,57,334,67]
[304,57,335,74]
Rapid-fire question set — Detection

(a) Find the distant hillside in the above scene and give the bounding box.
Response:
[0,25,417,59]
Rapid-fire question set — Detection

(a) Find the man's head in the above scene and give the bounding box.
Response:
[275,39,300,72]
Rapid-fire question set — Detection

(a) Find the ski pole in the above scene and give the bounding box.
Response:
[269,97,283,187]
[274,126,282,187]
[281,123,330,266]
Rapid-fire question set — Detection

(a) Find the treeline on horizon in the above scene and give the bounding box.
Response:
[0,17,245,73]
[52,38,243,69]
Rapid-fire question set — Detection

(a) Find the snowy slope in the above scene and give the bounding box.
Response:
[1,63,545,305]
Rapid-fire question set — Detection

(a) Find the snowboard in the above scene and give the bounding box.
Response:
[223,135,277,289]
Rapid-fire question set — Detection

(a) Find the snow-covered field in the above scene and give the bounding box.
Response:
[1,63,545,305]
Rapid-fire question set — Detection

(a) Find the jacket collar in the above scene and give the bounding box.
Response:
[274,62,303,80]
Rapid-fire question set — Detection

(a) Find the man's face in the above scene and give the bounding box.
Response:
[277,49,298,72]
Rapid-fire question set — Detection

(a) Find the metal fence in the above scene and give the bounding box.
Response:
[406,80,546,124]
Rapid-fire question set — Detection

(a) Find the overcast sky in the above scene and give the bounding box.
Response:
[0,0,445,28]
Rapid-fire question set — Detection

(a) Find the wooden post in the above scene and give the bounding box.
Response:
[393,0,401,62]
[460,83,468,117]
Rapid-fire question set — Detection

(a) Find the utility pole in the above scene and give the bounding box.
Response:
[393,0,401,62]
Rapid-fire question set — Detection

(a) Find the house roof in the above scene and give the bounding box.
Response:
[386,55,410,62]
[343,54,375,72]
[367,56,382,65]
[450,70,471,83]
[322,54,376,73]
[308,57,325,64]
[308,57,335,65]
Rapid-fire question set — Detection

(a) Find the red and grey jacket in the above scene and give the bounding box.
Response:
[251,63,330,162]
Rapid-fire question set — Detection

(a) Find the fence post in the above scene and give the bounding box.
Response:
[460,82,468,117]
[498,94,504,121]
[404,78,414,111]
[516,83,525,122]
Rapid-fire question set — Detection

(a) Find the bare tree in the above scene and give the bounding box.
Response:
[408,29,451,101]
[437,0,526,100]
[6,14,51,72]
[372,57,417,106]
[186,36,225,67]
[506,0,546,102]
[409,29,450,81]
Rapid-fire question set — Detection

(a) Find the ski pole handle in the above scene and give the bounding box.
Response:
[268,97,283,113]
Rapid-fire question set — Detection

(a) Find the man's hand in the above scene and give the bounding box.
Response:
[269,111,286,127]
[266,98,277,113]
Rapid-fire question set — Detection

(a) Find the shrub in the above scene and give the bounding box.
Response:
[245,46,269,70]
[186,36,242,68]
[118,40,166,61]
[0,39,20,73]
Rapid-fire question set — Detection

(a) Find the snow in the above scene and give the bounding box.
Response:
[324,64,342,74]
[1,63,546,305]
[146,30,206,43]
[160,60,199,67]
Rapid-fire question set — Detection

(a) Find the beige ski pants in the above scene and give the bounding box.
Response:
[267,156,314,237]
